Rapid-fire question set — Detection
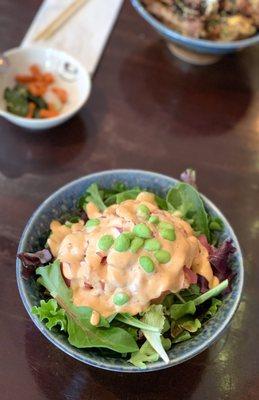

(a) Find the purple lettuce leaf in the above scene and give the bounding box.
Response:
[17,249,53,279]
[197,236,236,292]
[197,275,209,293]
[180,168,197,188]
[209,239,236,282]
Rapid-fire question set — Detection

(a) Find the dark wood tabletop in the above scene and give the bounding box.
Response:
[1,1,259,399]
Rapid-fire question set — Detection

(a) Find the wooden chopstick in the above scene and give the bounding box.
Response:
[34,0,88,41]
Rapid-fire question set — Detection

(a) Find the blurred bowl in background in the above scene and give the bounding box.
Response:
[0,47,91,130]
[131,0,259,65]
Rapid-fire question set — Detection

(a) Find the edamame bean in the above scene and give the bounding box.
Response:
[139,256,155,273]
[160,228,176,241]
[137,204,150,220]
[133,223,152,239]
[155,249,171,264]
[113,292,130,306]
[98,235,114,251]
[130,237,144,253]
[114,233,131,252]
[158,221,174,230]
[148,215,159,224]
[124,231,135,240]
[86,218,100,228]
[144,238,161,251]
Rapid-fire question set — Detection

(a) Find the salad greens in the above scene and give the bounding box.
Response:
[32,299,67,331]
[79,178,218,242]
[20,169,236,368]
[140,305,169,364]
[78,182,142,210]
[116,314,160,333]
[166,183,210,240]
[36,261,138,353]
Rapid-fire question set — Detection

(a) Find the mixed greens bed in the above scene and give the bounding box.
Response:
[18,169,235,368]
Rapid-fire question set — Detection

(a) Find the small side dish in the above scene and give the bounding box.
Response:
[4,64,68,119]
[141,0,259,41]
[18,170,237,369]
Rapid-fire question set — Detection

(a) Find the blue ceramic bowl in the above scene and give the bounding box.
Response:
[16,170,243,372]
[131,0,259,55]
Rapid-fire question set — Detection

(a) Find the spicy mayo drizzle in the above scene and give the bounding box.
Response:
[47,192,217,317]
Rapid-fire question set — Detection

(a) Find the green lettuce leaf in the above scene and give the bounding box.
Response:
[154,195,168,210]
[170,280,227,320]
[170,301,196,320]
[129,340,160,369]
[177,316,201,333]
[166,183,210,239]
[193,279,228,306]
[78,183,106,212]
[102,182,127,199]
[104,188,141,206]
[116,313,160,332]
[172,331,192,343]
[129,336,171,369]
[179,284,201,302]
[36,261,138,353]
[141,305,169,364]
[32,299,67,331]
[162,293,174,315]
[203,298,222,320]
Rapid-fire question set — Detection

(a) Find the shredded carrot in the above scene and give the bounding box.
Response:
[52,86,68,103]
[15,75,36,83]
[42,72,55,84]
[39,109,59,118]
[26,102,36,119]
[30,64,42,78]
[39,102,59,118]
[28,82,47,97]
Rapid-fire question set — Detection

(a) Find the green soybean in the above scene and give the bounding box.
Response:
[98,235,114,251]
[144,238,161,251]
[113,292,130,306]
[159,221,174,230]
[148,215,159,224]
[133,223,152,239]
[160,228,176,241]
[137,204,150,220]
[130,237,144,253]
[124,231,135,240]
[155,249,171,264]
[86,218,100,228]
[114,233,131,252]
[139,256,155,273]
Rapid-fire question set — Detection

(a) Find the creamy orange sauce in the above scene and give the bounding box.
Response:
[90,310,100,326]
[48,192,217,317]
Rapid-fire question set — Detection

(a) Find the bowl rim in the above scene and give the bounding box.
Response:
[0,46,91,125]
[16,169,244,373]
[131,0,259,49]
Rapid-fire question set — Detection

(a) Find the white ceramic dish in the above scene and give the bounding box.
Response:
[0,47,91,130]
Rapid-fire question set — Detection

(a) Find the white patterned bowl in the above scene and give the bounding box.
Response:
[0,46,91,130]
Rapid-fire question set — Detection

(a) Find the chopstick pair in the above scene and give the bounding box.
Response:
[34,0,88,41]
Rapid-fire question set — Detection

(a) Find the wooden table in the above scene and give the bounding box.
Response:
[1,1,259,399]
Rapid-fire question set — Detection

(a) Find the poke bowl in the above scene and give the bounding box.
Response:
[16,169,244,372]
[131,0,259,65]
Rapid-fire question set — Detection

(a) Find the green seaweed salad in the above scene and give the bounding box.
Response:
[18,170,235,368]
